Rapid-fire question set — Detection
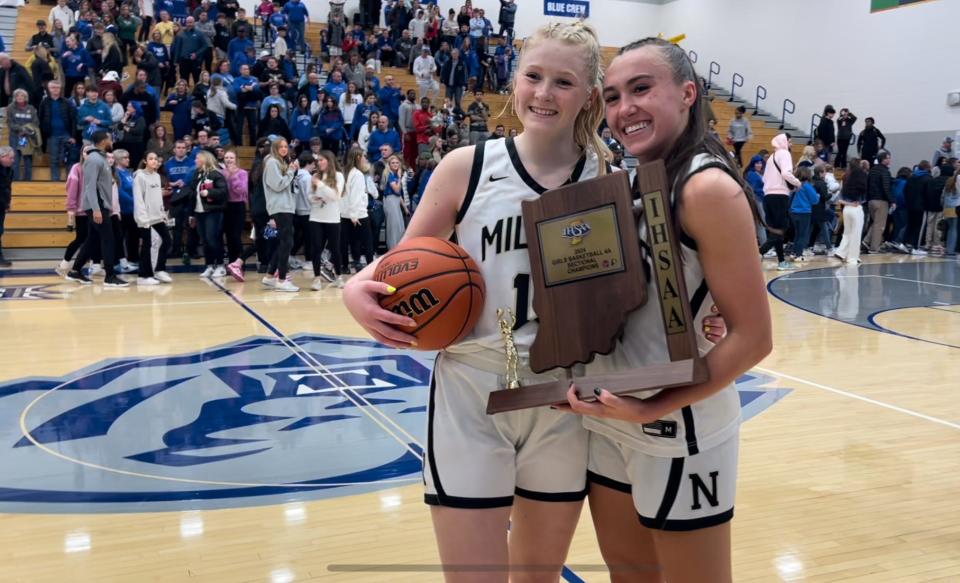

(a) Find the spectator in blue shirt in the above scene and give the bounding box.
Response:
[60,35,94,97]
[367,115,401,162]
[281,0,309,52]
[324,70,348,103]
[164,79,194,139]
[378,74,402,124]
[77,86,113,140]
[790,166,820,257]
[231,64,261,145]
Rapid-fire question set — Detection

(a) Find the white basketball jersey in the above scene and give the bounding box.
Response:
[584,153,742,458]
[445,137,605,372]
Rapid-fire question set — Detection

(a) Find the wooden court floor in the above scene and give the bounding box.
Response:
[0,254,958,582]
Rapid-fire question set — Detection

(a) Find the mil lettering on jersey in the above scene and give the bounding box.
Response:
[643,191,687,334]
[480,215,527,261]
[537,205,625,287]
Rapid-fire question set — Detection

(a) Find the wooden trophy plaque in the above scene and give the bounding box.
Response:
[486,161,709,414]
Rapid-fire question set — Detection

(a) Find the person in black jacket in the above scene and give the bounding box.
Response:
[904,160,932,248]
[38,80,78,182]
[0,147,12,266]
[258,103,292,141]
[440,49,468,113]
[835,108,857,169]
[0,54,36,108]
[816,105,836,161]
[498,0,517,42]
[186,150,229,277]
[121,79,160,131]
[857,117,886,165]
[864,151,893,252]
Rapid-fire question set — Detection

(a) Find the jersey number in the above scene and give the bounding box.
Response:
[513,273,530,330]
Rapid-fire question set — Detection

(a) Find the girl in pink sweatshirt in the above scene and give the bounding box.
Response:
[58,147,94,274]
[759,133,802,269]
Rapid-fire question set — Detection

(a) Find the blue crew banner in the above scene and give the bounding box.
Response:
[544,0,589,18]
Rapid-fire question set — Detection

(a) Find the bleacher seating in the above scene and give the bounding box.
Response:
[4,6,796,252]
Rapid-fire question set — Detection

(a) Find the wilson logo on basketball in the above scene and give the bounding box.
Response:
[561,220,591,245]
[374,258,420,281]
[390,288,441,318]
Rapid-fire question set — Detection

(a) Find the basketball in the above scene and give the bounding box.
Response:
[374,237,486,350]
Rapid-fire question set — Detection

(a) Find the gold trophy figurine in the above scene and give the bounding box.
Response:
[497,308,521,389]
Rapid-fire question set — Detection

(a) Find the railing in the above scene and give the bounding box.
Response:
[809,114,822,144]
[754,85,767,115]
[706,61,720,90]
[729,73,744,102]
[780,98,796,130]
[688,50,698,64]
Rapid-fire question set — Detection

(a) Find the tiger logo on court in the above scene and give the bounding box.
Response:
[0,335,434,512]
[0,335,788,513]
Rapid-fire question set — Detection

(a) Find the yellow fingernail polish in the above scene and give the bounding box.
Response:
[386,285,397,294]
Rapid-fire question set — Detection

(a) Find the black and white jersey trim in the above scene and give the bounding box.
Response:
[505,137,587,194]
[454,141,487,225]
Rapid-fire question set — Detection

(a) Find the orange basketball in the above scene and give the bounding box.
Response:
[375,237,486,350]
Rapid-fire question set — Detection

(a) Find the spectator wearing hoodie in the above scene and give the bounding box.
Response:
[857,117,885,165]
[904,160,932,248]
[891,167,911,244]
[790,167,819,258]
[835,157,867,265]
[745,154,766,246]
[759,133,801,270]
[133,151,172,285]
[932,137,954,167]
[865,151,893,253]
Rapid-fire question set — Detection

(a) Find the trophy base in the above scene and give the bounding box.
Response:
[486,358,708,414]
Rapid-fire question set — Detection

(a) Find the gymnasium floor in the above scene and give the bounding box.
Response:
[0,255,958,582]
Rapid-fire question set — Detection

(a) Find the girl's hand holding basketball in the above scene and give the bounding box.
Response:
[343,271,419,349]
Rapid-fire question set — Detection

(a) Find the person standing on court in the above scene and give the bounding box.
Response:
[726,105,752,168]
[759,133,801,270]
[857,117,885,165]
[865,151,893,253]
[0,147,13,267]
[65,131,129,287]
[816,105,836,162]
[261,138,301,292]
[835,157,867,264]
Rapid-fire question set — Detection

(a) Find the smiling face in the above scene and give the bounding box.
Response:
[513,38,594,138]
[603,45,697,162]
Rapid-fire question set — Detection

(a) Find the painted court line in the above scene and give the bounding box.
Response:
[211,281,425,461]
[755,366,960,431]
[880,275,960,290]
